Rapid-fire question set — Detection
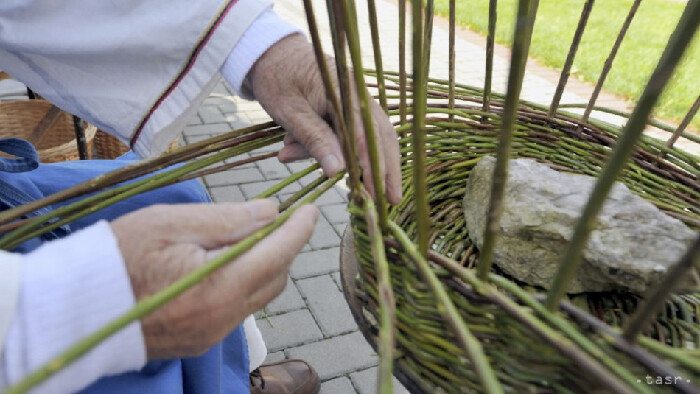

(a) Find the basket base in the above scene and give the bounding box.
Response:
[339,226,428,394]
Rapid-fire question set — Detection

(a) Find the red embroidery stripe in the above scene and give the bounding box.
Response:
[130,0,239,149]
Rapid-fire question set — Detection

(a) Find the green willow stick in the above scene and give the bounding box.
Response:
[301,0,361,193]
[327,0,363,199]
[255,163,320,199]
[623,235,700,343]
[549,0,595,117]
[482,0,497,115]
[448,0,456,124]
[389,221,504,394]
[477,0,539,280]
[412,0,430,257]
[667,94,700,148]
[581,0,642,124]
[545,0,700,310]
[363,192,395,394]
[366,0,388,111]
[398,0,407,132]
[423,0,435,78]
[0,122,277,226]
[0,135,283,250]
[3,173,344,394]
[414,247,641,394]
[341,0,389,231]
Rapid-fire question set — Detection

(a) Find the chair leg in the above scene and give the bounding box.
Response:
[72,115,89,160]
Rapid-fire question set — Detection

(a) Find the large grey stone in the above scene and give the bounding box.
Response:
[463,156,697,294]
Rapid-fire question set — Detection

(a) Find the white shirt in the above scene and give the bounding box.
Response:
[0,2,300,392]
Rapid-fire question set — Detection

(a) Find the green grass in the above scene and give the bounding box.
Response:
[433,0,700,131]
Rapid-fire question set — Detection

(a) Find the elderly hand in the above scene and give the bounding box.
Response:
[247,34,402,205]
[111,199,317,360]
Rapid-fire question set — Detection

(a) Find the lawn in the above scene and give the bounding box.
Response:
[432,0,699,131]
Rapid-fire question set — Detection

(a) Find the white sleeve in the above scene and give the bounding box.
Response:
[220,8,302,99]
[0,221,146,394]
[0,0,272,158]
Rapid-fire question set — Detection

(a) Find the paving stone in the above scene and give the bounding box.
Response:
[257,157,292,180]
[184,123,230,135]
[257,309,323,352]
[224,112,250,124]
[290,247,340,279]
[315,187,347,206]
[246,110,273,123]
[297,275,357,336]
[265,275,305,315]
[202,96,235,107]
[350,367,409,394]
[309,215,341,249]
[333,223,348,238]
[263,351,286,364]
[184,134,214,145]
[209,185,245,203]
[332,272,343,292]
[198,106,226,123]
[320,377,356,394]
[204,167,264,187]
[321,203,350,224]
[251,141,284,154]
[285,160,316,173]
[212,83,231,95]
[186,114,202,126]
[240,180,301,199]
[286,332,378,380]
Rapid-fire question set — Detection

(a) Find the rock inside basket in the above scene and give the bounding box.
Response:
[463,156,698,295]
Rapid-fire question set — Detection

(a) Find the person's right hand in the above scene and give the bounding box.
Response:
[110,199,318,360]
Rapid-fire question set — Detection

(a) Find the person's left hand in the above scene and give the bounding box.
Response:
[246,33,402,205]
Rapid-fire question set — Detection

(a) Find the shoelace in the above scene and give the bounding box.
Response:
[249,368,266,390]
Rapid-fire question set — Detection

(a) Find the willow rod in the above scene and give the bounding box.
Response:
[3,173,344,394]
[340,0,389,231]
[623,235,700,343]
[423,0,435,78]
[477,0,540,280]
[581,0,642,124]
[448,0,456,124]
[546,0,700,310]
[549,0,596,117]
[0,134,283,251]
[389,221,504,394]
[301,0,361,194]
[667,94,700,148]
[482,0,497,115]
[398,0,408,151]
[366,0,388,111]
[363,193,395,394]
[0,122,277,226]
[412,0,430,256]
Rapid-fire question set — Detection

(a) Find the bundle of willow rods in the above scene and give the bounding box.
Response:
[350,77,700,392]
[0,122,343,394]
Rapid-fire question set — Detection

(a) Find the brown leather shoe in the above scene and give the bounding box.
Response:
[250,359,321,394]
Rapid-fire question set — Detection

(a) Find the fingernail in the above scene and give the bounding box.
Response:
[321,154,343,175]
[247,199,279,222]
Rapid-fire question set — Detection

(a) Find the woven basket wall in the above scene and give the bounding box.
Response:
[95,130,180,159]
[0,100,96,163]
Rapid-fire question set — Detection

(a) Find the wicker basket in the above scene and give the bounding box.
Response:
[346,75,700,393]
[94,130,180,159]
[0,100,96,163]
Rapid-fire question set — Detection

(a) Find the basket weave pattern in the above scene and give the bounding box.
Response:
[350,78,700,393]
[0,100,96,162]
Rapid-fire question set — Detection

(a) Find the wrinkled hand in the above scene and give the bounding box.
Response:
[111,200,318,360]
[247,34,402,204]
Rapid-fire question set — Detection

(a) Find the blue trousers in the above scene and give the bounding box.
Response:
[0,148,250,394]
